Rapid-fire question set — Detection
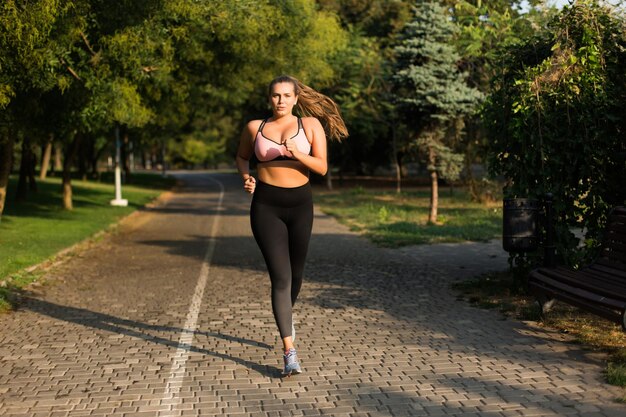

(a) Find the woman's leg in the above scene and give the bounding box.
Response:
[287,201,314,306]
[250,202,294,342]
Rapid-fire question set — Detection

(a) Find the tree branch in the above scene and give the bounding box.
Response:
[60,58,82,81]
[67,66,82,81]
[80,31,97,57]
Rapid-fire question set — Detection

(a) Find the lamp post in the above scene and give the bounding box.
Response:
[110,124,128,207]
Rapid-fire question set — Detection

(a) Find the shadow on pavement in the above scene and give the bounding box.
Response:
[17,296,282,378]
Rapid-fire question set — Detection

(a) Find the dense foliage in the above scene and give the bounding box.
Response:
[483,0,626,266]
[1,0,624,275]
[0,0,347,214]
[317,0,412,179]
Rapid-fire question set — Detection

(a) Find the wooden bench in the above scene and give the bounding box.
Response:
[528,206,626,329]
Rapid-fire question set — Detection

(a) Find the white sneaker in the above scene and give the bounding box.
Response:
[282,348,302,376]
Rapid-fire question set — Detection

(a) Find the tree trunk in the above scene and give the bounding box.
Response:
[141,151,148,170]
[77,136,88,181]
[0,135,14,220]
[91,140,108,179]
[390,124,402,194]
[40,135,53,179]
[161,139,167,177]
[28,145,37,193]
[128,136,134,173]
[395,155,402,194]
[428,146,438,224]
[325,171,333,190]
[465,150,478,201]
[464,122,480,201]
[62,172,72,209]
[62,134,82,210]
[122,129,131,184]
[15,138,31,202]
[53,142,63,173]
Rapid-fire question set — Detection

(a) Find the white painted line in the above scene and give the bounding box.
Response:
[159,175,225,416]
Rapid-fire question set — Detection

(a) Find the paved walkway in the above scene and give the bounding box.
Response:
[0,171,624,416]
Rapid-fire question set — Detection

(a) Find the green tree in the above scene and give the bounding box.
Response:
[1,0,350,216]
[484,0,626,268]
[78,0,170,183]
[316,0,413,189]
[0,0,84,217]
[317,0,411,44]
[330,30,391,175]
[452,0,544,200]
[392,0,483,223]
[153,0,348,171]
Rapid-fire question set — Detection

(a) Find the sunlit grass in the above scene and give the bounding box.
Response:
[315,186,502,247]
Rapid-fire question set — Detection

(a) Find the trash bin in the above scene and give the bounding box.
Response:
[503,198,539,252]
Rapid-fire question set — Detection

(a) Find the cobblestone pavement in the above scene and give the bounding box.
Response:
[0,171,624,417]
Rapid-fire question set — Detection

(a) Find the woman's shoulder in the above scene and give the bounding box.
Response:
[243,119,266,138]
[241,119,265,144]
[300,117,325,143]
[300,116,323,129]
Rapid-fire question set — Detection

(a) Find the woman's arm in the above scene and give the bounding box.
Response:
[284,117,327,176]
[236,121,259,193]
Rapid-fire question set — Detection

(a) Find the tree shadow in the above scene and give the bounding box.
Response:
[16,296,282,378]
[332,375,626,416]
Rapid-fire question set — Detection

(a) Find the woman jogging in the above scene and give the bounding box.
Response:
[235,75,347,376]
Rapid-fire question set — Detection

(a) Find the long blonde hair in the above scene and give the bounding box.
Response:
[268,75,348,142]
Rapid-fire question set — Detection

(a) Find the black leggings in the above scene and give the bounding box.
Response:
[250,181,313,339]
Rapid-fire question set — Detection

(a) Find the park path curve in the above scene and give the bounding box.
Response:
[0,171,624,417]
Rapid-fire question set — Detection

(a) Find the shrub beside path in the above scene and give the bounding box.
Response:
[0,171,624,416]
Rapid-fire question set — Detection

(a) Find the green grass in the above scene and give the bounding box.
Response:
[607,361,626,388]
[315,187,502,247]
[0,172,175,311]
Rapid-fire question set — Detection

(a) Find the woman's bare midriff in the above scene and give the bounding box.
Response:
[258,161,310,188]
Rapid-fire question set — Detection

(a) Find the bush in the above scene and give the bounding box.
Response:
[483,1,626,270]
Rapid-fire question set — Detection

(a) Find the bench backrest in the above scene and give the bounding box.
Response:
[598,206,626,271]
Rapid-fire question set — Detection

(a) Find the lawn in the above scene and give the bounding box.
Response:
[0,172,175,311]
[315,186,502,247]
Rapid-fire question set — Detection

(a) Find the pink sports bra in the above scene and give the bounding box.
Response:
[254,117,311,163]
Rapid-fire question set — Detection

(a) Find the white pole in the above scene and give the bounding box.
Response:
[110,125,128,207]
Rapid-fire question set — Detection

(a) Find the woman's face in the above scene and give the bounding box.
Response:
[269,82,298,117]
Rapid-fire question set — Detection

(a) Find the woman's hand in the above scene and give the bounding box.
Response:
[282,117,327,175]
[243,176,256,194]
[282,137,300,159]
